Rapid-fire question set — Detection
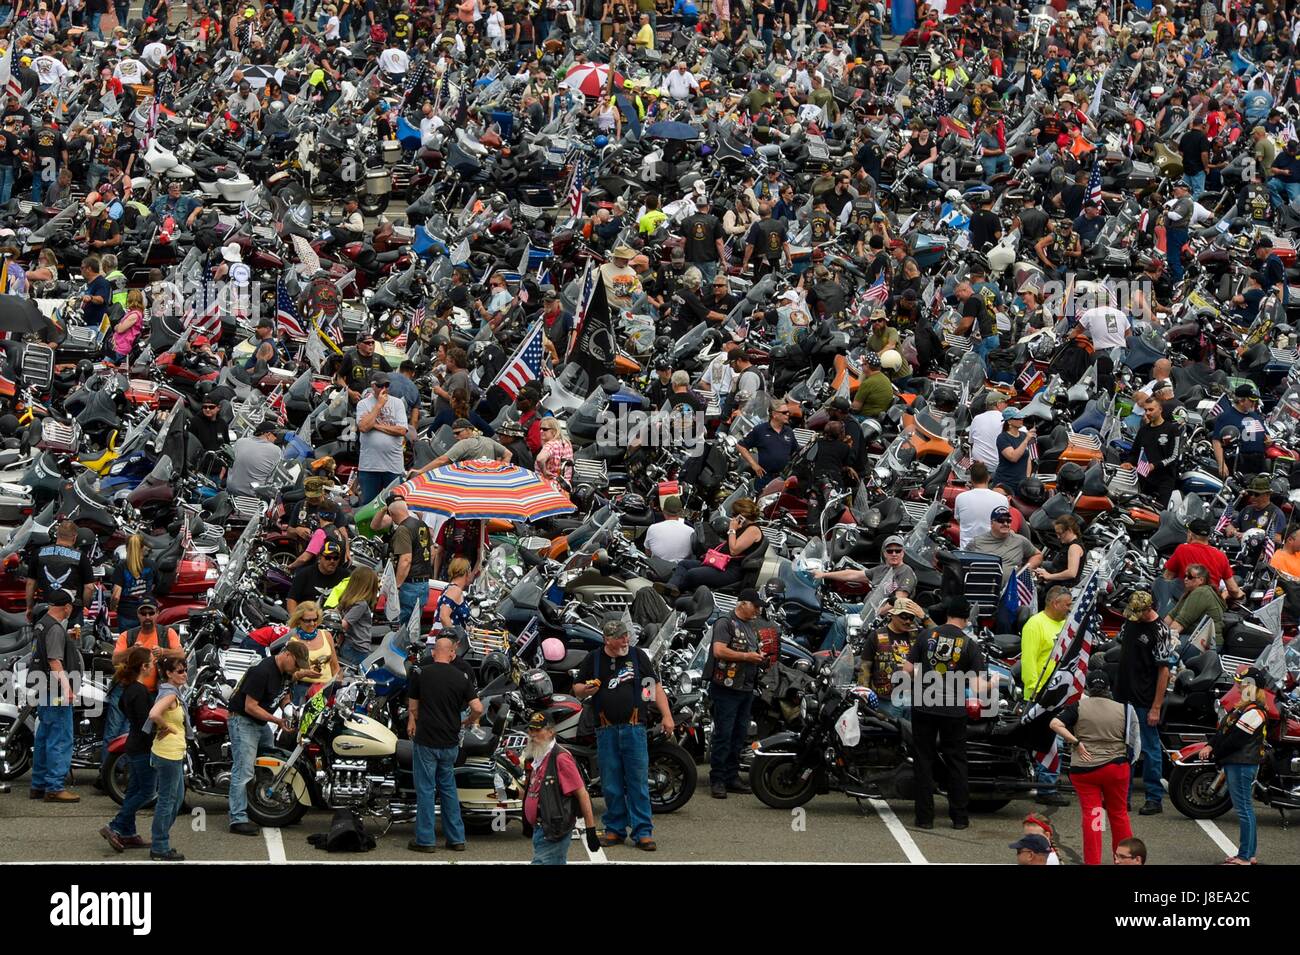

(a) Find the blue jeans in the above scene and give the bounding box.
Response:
[102,684,127,769]
[1183,171,1206,199]
[338,643,369,671]
[1036,762,1058,796]
[398,580,429,630]
[708,686,754,788]
[114,0,128,23]
[227,713,273,825]
[413,743,465,846]
[975,334,1001,376]
[596,723,652,839]
[86,161,108,191]
[31,171,43,203]
[1267,177,1300,209]
[150,754,184,853]
[32,704,73,792]
[1133,705,1164,805]
[693,261,718,285]
[531,825,571,864]
[0,164,13,206]
[1224,763,1258,861]
[821,602,864,652]
[89,11,103,37]
[357,470,402,507]
[1165,228,1188,284]
[109,751,157,838]
[981,154,1011,181]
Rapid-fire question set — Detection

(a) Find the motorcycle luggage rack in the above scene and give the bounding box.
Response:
[465,627,510,657]
[943,332,974,356]
[571,458,609,486]
[217,647,263,684]
[901,500,932,524]
[712,593,738,617]
[20,342,54,387]
[230,495,266,522]
[792,427,816,448]
[1068,432,1102,452]
[37,418,79,453]
[1269,346,1300,368]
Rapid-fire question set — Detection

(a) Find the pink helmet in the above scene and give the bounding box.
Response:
[541,638,566,664]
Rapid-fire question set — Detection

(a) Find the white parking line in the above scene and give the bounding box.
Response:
[263,827,287,864]
[1161,781,1238,857]
[577,824,607,863]
[866,798,929,864]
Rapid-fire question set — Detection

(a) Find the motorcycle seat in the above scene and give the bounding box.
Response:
[0,607,30,629]
[548,648,588,673]
[0,629,31,653]
[674,586,715,631]
[374,249,402,264]
[644,555,676,582]
[1175,649,1222,693]
[394,738,414,769]
[990,632,1021,657]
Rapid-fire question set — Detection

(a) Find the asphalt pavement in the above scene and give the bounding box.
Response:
[2,766,1296,864]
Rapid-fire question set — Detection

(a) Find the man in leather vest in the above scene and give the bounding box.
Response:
[374,494,434,627]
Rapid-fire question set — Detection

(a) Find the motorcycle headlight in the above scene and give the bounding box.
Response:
[204,566,219,581]
[679,674,693,695]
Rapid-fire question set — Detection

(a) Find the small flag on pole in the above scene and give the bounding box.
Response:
[566,155,585,220]
[861,274,889,306]
[275,277,306,340]
[491,322,545,399]
[1086,157,1103,209]
[1135,447,1153,478]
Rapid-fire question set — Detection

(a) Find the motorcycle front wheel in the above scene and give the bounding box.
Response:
[245,765,309,828]
[647,741,697,813]
[751,756,818,810]
[0,719,32,781]
[1168,764,1233,819]
[359,194,390,217]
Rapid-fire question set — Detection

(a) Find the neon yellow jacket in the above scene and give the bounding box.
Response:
[1020,610,1061,700]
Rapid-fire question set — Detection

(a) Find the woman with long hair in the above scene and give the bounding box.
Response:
[287,601,338,703]
[666,497,764,592]
[1035,515,1084,588]
[534,418,573,486]
[336,567,379,671]
[1194,671,1268,864]
[146,655,189,861]
[99,646,156,853]
[111,534,157,632]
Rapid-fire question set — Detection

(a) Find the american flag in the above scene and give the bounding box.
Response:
[0,43,19,101]
[491,321,545,399]
[1263,535,1277,566]
[720,240,733,268]
[1135,447,1153,478]
[1028,432,1039,462]
[275,276,306,340]
[183,273,222,339]
[567,155,585,220]
[1086,157,1103,209]
[1021,568,1102,773]
[1015,366,1046,397]
[861,274,889,306]
[1016,567,1035,609]
[568,261,596,356]
[145,96,160,146]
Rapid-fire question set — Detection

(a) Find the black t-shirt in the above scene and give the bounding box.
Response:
[907,623,985,717]
[231,656,288,722]
[338,349,381,391]
[111,558,158,617]
[681,212,722,263]
[391,516,435,581]
[677,287,713,325]
[30,125,64,163]
[1114,619,1173,710]
[1017,206,1049,242]
[809,210,835,243]
[969,209,1001,250]
[575,647,658,725]
[289,561,349,606]
[120,680,155,756]
[812,436,854,479]
[747,218,788,263]
[1179,128,1211,176]
[962,295,993,338]
[28,541,94,602]
[409,660,478,748]
[0,131,19,168]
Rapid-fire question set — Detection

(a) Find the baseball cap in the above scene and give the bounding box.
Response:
[370,371,390,387]
[990,506,1013,524]
[320,540,343,559]
[452,417,474,432]
[1009,834,1051,854]
[46,589,73,607]
[1086,670,1110,692]
[882,534,906,551]
[1002,407,1025,421]
[736,587,763,607]
[663,495,683,515]
[1124,591,1153,620]
[889,598,924,624]
[602,616,630,639]
[253,420,279,437]
[136,597,159,612]
[1234,383,1259,399]
[359,332,376,343]
[1188,517,1213,536]
[526,710,556,731]
[304,476,327,498]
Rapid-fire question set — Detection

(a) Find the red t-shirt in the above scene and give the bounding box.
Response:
[1165,542,1233,589]
[523,745,584,826]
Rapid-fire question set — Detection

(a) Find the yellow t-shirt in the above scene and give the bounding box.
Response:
[301,633,335,685]
[151,690,186,760]
[635,22,654,49]
[1020,611,1062,701]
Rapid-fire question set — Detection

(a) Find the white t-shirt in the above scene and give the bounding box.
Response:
[324,15,341,39]
[1079,306,1129,351]
[644,518,695,562]
[661,70,699,100]
[955,486,1006,550]
[698,354,735,396]
[379,48,410,75]
[357,392,408,474]
[115,59,145,85]
[33,56,68,86]
[486,11,505,37]
[143,41,168,68]
[969,408,1003,471]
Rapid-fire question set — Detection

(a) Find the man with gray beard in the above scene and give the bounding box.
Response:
[521,711,599,864]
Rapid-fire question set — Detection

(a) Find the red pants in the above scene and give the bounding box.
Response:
[1072,761,1133,865]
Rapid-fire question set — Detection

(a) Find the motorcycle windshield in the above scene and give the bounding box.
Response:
[730,390,771,440]
[565,505,614,556]
[827,641,857,686]
[575,386,608,421]
[950,351,986,399]
[787,365,825,404]
[903,497,940,565]
[673,322,710,361]
[912,408,956,444]
[1177,492,1208,526]
[477,545,513,603]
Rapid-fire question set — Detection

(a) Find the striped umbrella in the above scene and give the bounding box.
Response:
[562,62,623,97]
[395,460,574,522]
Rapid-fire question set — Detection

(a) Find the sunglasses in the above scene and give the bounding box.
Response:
[301,617,319,624]
[884,548,903,555]
[991,517,1011,524]
[138,608,157,616]
[1184,574,1204,581]
[895,613,917,621]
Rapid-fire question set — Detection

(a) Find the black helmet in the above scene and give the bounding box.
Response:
[1057,461,1085,495]
[1019,476,1047,506]
[654,357,672,371]
[618,492,648,515]
[573,483,596,510]
[520,668,553,706]
[1218,425,1241,446]
[76,359,95,380]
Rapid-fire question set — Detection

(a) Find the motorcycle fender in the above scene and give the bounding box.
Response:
[254,754,313,806]
[751,731,802,758]
[106,733,128,755]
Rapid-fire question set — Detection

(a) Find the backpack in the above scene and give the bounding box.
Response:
[529,745,579,842]
[125,625,176,650]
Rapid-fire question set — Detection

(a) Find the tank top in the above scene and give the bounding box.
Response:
[151,690,187,760]
[1071,694,1128,771]
[397,515,436,581]
[300,632,334,685]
